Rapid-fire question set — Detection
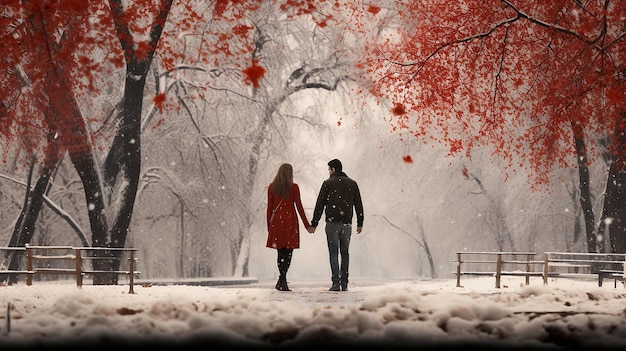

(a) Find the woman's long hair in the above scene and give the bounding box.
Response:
[270,163,293,198]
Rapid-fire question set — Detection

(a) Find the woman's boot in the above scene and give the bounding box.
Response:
[276,264,290,291]
[276,252,285,290]
[279,275,291,291]
[275,276,282,290]
[276,248,292,291]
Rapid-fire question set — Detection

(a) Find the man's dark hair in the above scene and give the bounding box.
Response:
[328,159,342,172]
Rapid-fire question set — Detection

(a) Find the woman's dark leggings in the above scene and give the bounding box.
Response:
[277,248,293,276]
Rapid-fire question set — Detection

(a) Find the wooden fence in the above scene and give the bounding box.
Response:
[0,244,140,293]
[454,251,626,289]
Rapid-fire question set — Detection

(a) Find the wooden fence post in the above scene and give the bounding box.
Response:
[75,249,83,288]
[456,252,462,287]
[525,254,532,286]
[495,253,502,288]
[622,254,626,288]
[543,253,549,285]
[128,251,136,294]
[26,245,33,286]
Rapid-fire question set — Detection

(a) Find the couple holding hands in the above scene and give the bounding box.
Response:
[266,159,364,292]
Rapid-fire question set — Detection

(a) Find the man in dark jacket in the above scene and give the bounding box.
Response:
[309,159,364,291]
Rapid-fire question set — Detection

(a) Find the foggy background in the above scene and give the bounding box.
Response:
[0,83,598,283]
[246,90,595,282]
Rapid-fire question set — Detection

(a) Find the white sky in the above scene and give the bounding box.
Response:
[2,276,626,349]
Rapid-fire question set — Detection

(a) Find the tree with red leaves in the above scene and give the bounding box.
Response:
[0,0,353,284]
[0,0,174,284]
[359,1,625,254]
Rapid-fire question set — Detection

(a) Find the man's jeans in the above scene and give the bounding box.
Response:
[325,222,352,285]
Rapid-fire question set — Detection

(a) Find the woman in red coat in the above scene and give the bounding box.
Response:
[266,163,312,291]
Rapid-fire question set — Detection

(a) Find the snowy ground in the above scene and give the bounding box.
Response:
[2,275,626,350]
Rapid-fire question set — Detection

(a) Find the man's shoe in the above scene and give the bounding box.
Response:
[341,284,348,291]
[329,283,341,291]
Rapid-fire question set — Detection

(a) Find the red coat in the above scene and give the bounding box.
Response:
[266,183,310,249]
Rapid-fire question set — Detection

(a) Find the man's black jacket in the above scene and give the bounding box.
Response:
[311,171,364,227]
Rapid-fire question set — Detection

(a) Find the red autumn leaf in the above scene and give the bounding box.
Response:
[391,103,406,116]
[462,166,469,179]
[243,60,266,88]
[367,6,381,15]
[153,93,166,113]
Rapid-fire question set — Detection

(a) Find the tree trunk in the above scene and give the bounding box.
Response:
[1,144,59,285]
[600,111,626,254]
[571,121,598,253]
[420,226,437,279]
[91,0,173,285]
[1,158,34,285]
[93,63,147,285]
[601,163,626,254]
